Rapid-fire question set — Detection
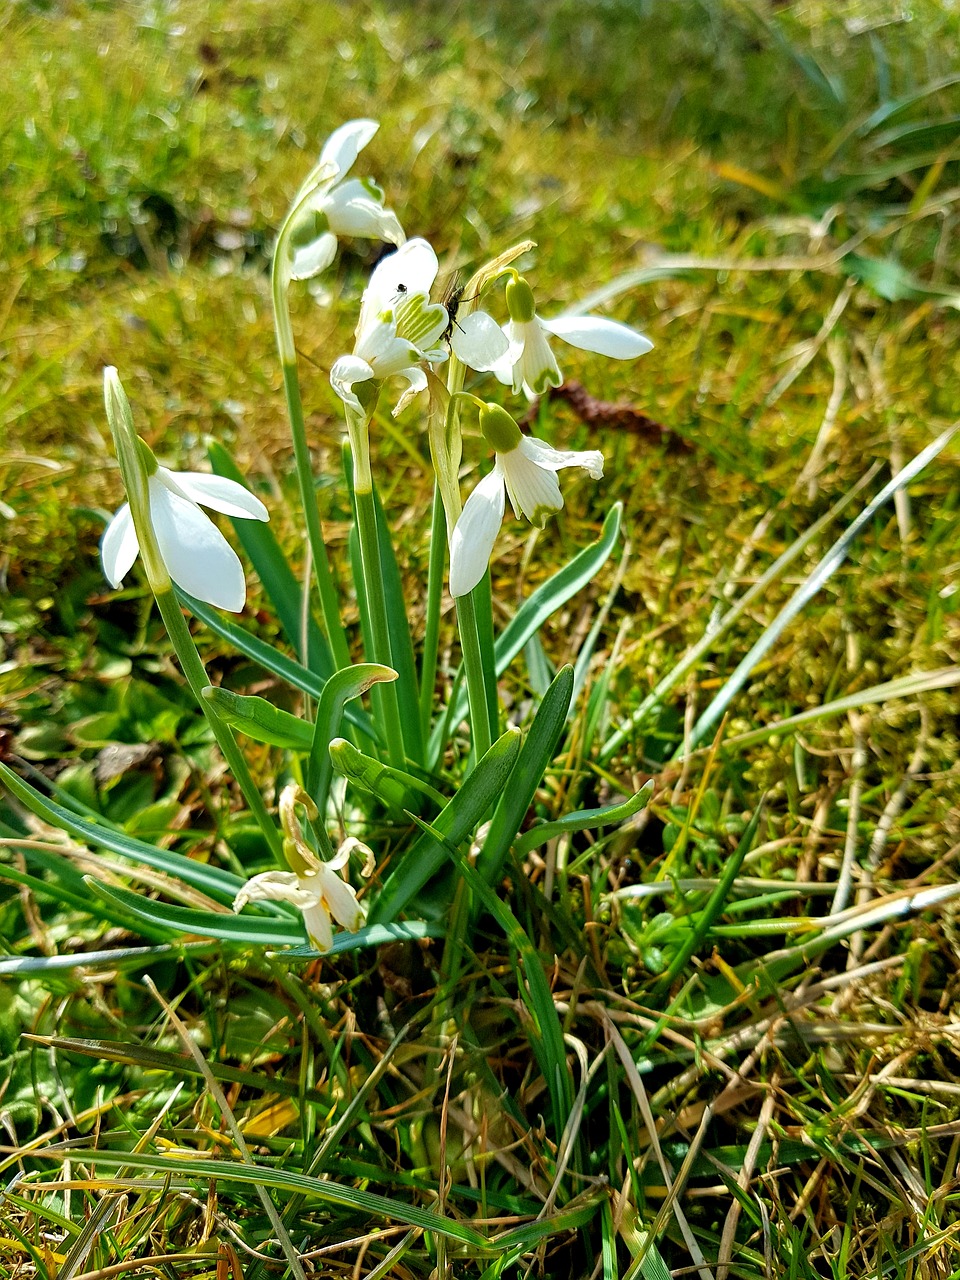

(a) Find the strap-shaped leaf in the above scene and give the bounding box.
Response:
[307,664,398,805]
[371,480,424,764]
[180,593,377,741]
[0,762,249,906]
[202,686,314,749]
[329,737,445,811]
[514,780,654,855]
[369,728,522,925]
[432,504,621,759]
[85,879,441,955]
[475,665,574,889]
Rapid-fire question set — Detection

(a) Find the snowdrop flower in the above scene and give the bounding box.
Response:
[330,239,509,418]
[101,460,268,613]
[283,119,405,282]
[232,785,363,953]
[492,274,653,399]
[449,402,604,597]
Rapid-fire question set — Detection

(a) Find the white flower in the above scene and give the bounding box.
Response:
[232,786,364,953]
[448,403,604,597]
[284,120,405,281]
[491,275,653,398]
[330,239,509,416]
[100,466,268,613]
[232,850,363,953]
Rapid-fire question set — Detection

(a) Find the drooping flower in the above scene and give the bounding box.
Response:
[491,275,653,398]
[448,402,604,597]
[101,462,269,613]
[330,239,509,417]
[283,119,405,282]
[232,785,364,953]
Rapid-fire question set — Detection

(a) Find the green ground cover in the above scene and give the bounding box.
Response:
[2,1,960,1276]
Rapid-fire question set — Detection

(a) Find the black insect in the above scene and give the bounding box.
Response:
[440,274,468,344]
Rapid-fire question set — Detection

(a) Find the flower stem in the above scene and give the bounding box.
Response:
[154,588,284,865]
[353,486,408,771]
[419,484,445,743]
[272,276,351,674]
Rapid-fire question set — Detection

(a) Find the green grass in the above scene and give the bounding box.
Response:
[2,1,960,1276]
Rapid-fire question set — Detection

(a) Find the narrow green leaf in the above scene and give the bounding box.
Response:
[31,1147,491,1249]
[372,480,424,764]
[0,857,170,941]
[329,737,445,811]
[0,762,247,906]
[179,593,378,740]
[433,505,620,760]
[307,663,398,805]
[208,441,332,677]
[514,781,654,856]
[476,665,574,889]
[411,808,576,1140]
[202,686,314,749]
[86,878,304,944]
[654,802,763,993]
[369,728,522,925]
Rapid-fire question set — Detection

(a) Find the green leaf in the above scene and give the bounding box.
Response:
[307,663,398,806]
[369,728,522,925]
[433,505,621,760]
[653,802,762,994]
[411,807,576,1141]
[0,761,248,907]
[208,441,332,677]
[32,1147,491,1249]
[180,592,377,740]
[476,666,574,889]
[372,480,424,764]
[514,781,654,855]
[201,686,314,749]
[329,737,445,812]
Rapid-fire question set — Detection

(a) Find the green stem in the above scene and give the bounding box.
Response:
[419,484,445,743]
[272,273,351,674]
[154,589,284,865]
[454,590,493,760]
[354,487,407,771]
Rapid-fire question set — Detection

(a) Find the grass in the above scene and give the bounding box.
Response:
[2,0,960,1276]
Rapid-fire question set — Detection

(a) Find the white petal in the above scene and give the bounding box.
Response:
[323,180,404,246]
[516,320,562,398]
[451,311,510,371]
[331,353,376,414]
[518,435,604,480]
[233,870,307,912]
[302,901,334,952]
[361,238,439,325]
[449,467,506,597]
[100,503,139,588]
[318,119,379,181]
[489,321,526,385]
[168,471,269,522]
[318,866,364,931]
[392,366,428,416]
[500,446,564,526]
[149,480,248,612]
[540,314,653,359]
[290,231,337,281]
